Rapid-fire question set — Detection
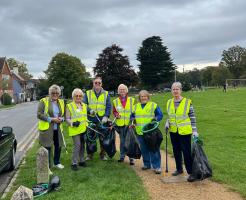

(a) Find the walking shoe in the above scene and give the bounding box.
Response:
[118,159,124,163]
[100,156,108,161]
[85,156,92,161]
[141,166,151,170]
[171,170,183,176]
[187,175,196,182]
[79,162,87,167]
[55,164,64,169]
[71,164,78,171]
[155,168,162,174]
[129,160,135,166]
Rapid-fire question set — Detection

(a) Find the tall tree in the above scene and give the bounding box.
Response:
[45,53,90,98]
[220,45,246,78]
[94,44,138,93]
[211,65,232,86]
[7,58,33,79]
[137,36,175,88]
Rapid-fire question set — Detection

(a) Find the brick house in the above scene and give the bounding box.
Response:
[0,57,13,100]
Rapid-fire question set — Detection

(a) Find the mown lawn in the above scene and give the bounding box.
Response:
[4,125,149,200]
[151,87,246,198]
[4,87,246,199]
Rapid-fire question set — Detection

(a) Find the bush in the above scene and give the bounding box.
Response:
[1,93,12,105]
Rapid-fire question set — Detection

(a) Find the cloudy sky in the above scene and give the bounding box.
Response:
[1,0,246,77]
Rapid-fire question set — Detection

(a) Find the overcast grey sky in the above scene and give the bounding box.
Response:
[1,0,246,77]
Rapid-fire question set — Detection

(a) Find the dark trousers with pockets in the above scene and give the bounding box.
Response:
[170,132,192,174]
[46,129,61,167]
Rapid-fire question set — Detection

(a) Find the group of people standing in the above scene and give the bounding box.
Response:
[37,77,198,182]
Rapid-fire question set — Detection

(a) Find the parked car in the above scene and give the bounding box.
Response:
[0,126,17,173]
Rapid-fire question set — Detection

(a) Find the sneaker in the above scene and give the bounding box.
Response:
[49,168,53,175]
[100,156,108,161]
[129,160,135,166]
[71,164,78,171]
[118,159,124,163]
[55,164,64,169]
[171,170,183,176]
[79,162,87,167]
[187,175,196,182]
[141,166,151,170]
[155,168,162,174]
[85,156,92,161]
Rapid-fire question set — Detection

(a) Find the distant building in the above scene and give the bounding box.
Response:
[0,57,13,101]
[11,66,26,103]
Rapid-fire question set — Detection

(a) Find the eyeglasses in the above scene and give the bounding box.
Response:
[51,92,59,95]
[94,82,102,85]
[75,95,82,98]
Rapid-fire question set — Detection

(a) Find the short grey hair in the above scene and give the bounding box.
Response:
[118,84,128,94]
[72,88,84,98]
[171,82,182,90]
[49,84,61,96]
[138,90,150,101]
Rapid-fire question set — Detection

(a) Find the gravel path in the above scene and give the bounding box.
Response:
[115,135,244,200]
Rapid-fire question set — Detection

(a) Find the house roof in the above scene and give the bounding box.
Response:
[12,71,25,82]
[0,57,6,72]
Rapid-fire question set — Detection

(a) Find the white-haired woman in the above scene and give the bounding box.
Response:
[37,84,65,171]
[66,88,88,171]
[166,82,198,182]
[113,84,135,165]
[130,90,163,174]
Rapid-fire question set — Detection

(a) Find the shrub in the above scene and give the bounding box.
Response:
[1,93,12,105]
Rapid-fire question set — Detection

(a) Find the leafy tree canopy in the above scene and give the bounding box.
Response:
[220,45,246,78]
[45,52,90,98]
[137,36,175,89]
[94,44,138,93]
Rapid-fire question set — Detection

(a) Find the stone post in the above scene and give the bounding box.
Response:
[36,147,49,184]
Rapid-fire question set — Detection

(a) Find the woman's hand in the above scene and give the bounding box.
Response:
[52,118,62,124]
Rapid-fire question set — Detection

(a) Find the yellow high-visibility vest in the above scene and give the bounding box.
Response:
[166,98,192,135]
[113,97,135,126]
[86,90,108,117]
[67,102,88,136]
[38,97,64,131]
[134,102,157,135]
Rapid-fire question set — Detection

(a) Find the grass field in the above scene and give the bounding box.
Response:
[151,87,246,197]
[3,88,246,199]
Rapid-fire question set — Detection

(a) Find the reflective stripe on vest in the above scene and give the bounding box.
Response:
[86,90,108,117]
[134,102,157,135]
[38,97,65,131]
[113,97,135,126]
[166,98,192,135]
[67,102,88,136]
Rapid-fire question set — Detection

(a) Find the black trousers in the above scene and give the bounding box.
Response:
[45,130,61,167]
[170,132,192,174]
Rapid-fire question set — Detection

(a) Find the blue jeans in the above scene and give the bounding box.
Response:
[118,126,133,161]
[137,135,161,169]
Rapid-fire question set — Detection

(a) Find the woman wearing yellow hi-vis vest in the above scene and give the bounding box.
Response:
[113,84,135,165]
[37,84,65,171]
[130,90,163,174]
[165,82,198,182]
[66,88,88,171]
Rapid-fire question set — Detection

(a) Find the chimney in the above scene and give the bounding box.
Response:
[13,66,19,74]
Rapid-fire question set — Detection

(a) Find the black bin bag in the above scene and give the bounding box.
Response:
[142,122,163,152]
[124,126,141,159]
[191,140,212,181]
[99,121,116,158]
[86,124,98,154]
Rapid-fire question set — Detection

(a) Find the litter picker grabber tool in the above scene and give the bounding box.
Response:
[61,130,68,154]
[165,128,169,173]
